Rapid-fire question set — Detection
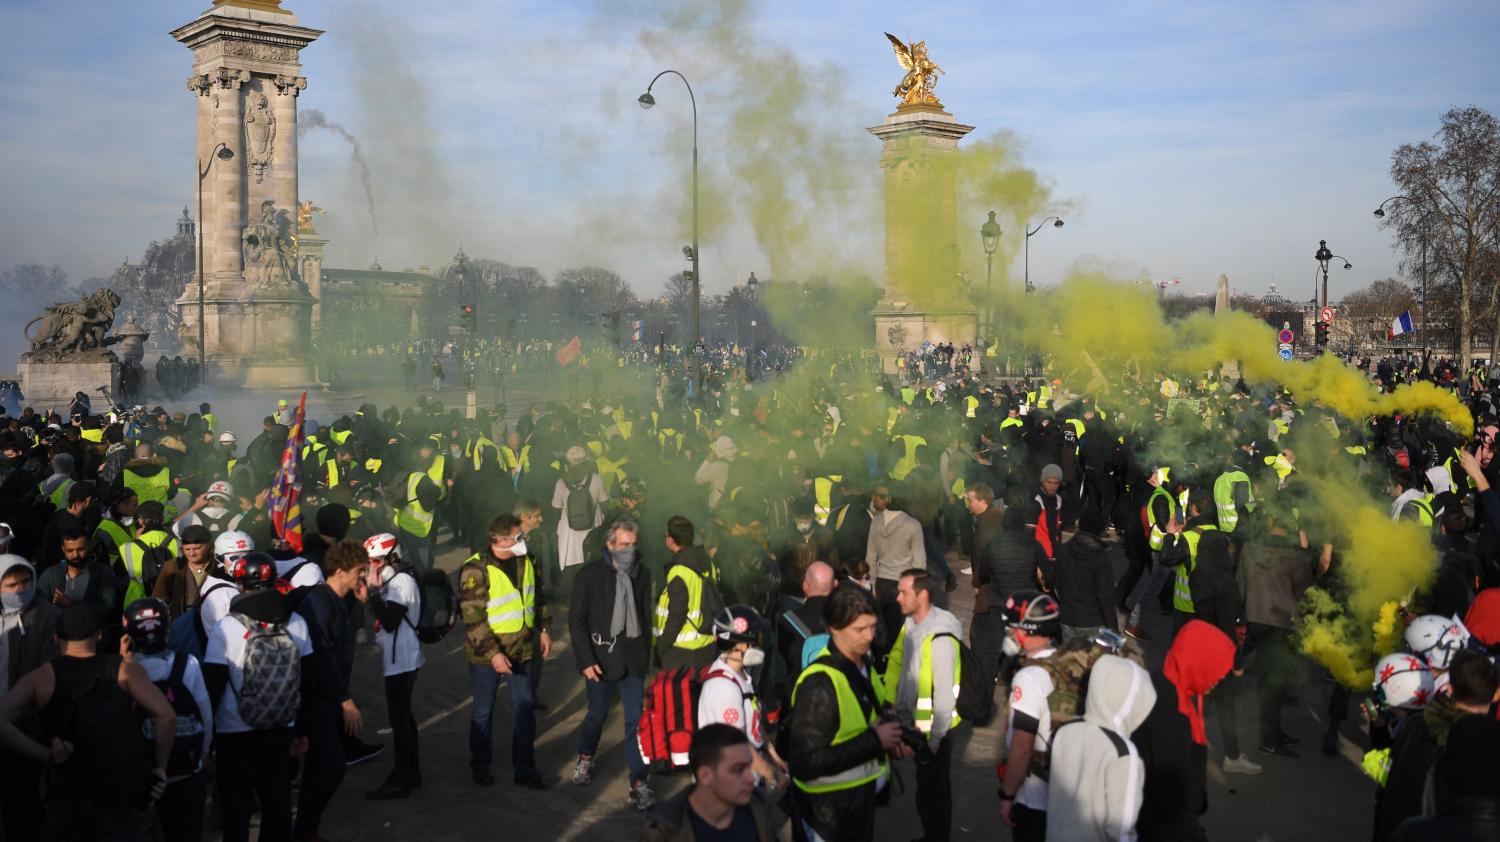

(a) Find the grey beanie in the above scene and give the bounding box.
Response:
[1041,464,1063,482]
[51,453,74,475]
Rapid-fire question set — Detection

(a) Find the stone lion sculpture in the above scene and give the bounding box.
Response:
[24,288,122,361]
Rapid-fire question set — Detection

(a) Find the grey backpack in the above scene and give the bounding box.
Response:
[228,612,302,729]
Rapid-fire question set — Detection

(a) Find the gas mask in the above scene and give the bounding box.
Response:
[1002,631,1023,657]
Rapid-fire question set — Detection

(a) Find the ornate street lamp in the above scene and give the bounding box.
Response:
[979,211,1002,334]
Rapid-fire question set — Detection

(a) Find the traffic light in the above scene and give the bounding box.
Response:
[1315,320,1329,351]
[460,303,477,334]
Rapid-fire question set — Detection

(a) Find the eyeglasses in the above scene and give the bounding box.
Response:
[489,534,519,545]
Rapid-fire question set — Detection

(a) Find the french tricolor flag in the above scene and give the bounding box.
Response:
[1389,311,1414,339]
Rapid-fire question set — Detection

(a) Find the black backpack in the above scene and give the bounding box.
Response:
[933,632,993,724]
[53,655,152,806]
[145,652,207,779]
[564,474,597,531]
[127,538,174,595]
[405,568,457,644]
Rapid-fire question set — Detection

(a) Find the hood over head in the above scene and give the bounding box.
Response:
[50,453,74,476]
[1083,654,1157,736]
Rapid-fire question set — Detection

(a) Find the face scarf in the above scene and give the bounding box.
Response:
[1161,619,1236,745]
[609,547,641,639]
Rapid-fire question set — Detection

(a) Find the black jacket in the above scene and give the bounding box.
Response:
[3,595,59,688]
[785,646,886,842]
[776,594,828,680]
[1054,531,1118,631]
[294,583,354,704]
[981,527,1039,608]
[1131,671,1208,842]
[1395,797,1500,842]
[569,554,652,681]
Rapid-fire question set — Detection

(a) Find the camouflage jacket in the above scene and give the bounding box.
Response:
[460,553,550,665]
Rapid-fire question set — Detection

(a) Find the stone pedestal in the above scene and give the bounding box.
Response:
[867,105,977,372]
[19,359,120,411]
[172,1,321,387]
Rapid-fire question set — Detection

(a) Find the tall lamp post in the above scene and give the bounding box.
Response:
[1313,239,1353,310]
[1024,216,1064,293]
[196,142,234,382]
[1374,196,1426,356]
[638,70,701,387]
[979,211,1002,335]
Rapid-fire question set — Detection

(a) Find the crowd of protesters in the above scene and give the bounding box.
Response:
[0,338,1496,841]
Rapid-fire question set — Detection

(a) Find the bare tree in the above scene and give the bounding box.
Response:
[1384,106,1500,368]
[663,271,696,317]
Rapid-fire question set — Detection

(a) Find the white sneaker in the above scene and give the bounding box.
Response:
[1223,754,1263,775]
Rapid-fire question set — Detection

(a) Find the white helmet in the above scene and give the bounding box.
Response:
[214,530,254,563]
[219,431,237,446]
[1405,614,1471,670]
[1372,652,1435,710]
[364,532,400,561]
[206,480,234,501]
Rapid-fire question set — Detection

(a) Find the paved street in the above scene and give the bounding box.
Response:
[243,531,1375,842]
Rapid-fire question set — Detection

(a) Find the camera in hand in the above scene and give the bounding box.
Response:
[879,711,926,752]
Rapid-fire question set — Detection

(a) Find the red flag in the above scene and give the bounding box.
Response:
[269,392,307,552]
[555,336,582,366]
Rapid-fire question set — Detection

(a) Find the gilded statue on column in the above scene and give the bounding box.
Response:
[885,33,945,108]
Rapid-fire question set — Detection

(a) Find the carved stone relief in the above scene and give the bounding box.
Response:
[243,91,276,183]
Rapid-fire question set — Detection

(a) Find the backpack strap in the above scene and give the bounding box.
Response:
[169,649,189,686]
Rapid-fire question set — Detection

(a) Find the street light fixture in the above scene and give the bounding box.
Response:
[196,141,234,384]
[1372,194,1429,356]
[746,271,758,298]
[638,69,701,390]
[1024,216,1064,294]
[979,211,1002,335]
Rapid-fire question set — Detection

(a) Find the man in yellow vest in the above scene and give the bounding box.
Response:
[459,513,553,789]
[1124,467,1181,641]
[394,454,442,571]
[119,442,172,509]
[1160,489,1232,628]
[92,487,138,567]
[786,585,913,842]
[655,516,723,672]
[884,569,963,842]
[116,500,180,609]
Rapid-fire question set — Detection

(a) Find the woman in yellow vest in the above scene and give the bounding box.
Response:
[785,586,914,842]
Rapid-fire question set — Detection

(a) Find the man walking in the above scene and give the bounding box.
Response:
[656,516,723,672]
[569,519,656,810]
[461,513,552,788]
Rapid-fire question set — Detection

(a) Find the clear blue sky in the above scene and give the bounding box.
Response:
[0,0,1495,302]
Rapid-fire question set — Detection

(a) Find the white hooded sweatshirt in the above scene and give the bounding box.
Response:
[1044,654,1157,842]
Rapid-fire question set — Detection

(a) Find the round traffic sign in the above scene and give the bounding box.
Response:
[1278,347,1293,361]
[1320,306,1334,323]
[1278,329,1294,344]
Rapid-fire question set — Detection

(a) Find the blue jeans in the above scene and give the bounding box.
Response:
[399,529,434,572]
[469,660,537,776]
[1127,551,1171,627]
[577,674,647,784]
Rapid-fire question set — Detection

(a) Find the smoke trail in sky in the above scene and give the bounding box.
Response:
[299,109,380,236]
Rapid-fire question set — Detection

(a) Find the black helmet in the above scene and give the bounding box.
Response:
[712,605,765,649]
[123,597,171,654]
[999,590,1060,636]
[227,551,278,591]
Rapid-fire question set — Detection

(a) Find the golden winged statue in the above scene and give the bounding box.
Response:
[297,200,324,232]
[885,32,945,107]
